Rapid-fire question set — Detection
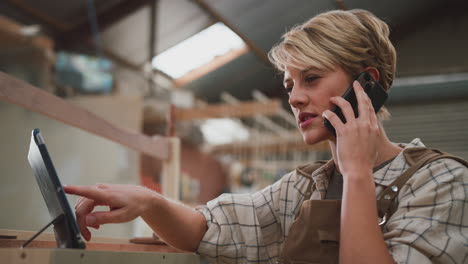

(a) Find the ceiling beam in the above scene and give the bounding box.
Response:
[86,39,173,81]
[4,0,71,31]
[335,0,348,10]
[0,15,54,50]
[149,0,157,61]
[147,0,158,96]
[174,45,249,87]
[390,1,468,43]
[58,0,154,49]
[101,45,143,73]
[192,0,270,65]
[5,0,157,63]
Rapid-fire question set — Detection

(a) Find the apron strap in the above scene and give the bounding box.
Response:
[377,147,468,223]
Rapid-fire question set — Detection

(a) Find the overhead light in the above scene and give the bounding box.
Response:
[152,23,246,79]
[200,118,250,145]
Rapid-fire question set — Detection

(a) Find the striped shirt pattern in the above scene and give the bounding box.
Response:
[196,139,468,263]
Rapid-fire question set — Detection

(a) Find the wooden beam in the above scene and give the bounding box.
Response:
[210,139,329,155]
[149,0,157,61]
[174,45,248,87]
[84,40,173,82]
[0,239,182,253]
[237,159,317,171]
[0,15,54,50]
[0,72,170,160]
[144,99,282,124]
[252,90,297,127]
[147,0,158,96]
[161,137,180,200]
[58,0,154,49]
[335,0,348,10]
[173,100,282,121]
[192,0,270,65]
[4,0,71,31]
[99,45,143,73]
[390,1,468,43]
[221,92,288,134]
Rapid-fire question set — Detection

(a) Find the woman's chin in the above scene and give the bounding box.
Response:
[301,128,330,145]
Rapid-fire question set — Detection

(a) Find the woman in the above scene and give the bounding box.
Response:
[65,9,468,263]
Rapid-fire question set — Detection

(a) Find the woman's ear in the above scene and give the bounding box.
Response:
[363,67,380,81]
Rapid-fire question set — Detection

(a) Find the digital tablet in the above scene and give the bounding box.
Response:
[27,128,86,249]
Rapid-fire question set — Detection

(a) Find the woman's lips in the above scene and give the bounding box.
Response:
[298,112,319,129]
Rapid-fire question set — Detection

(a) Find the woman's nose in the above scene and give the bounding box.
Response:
[288,86,308,109]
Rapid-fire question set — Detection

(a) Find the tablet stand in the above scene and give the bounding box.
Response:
[21,214,64,248]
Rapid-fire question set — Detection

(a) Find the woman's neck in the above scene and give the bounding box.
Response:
[328,124,403,173]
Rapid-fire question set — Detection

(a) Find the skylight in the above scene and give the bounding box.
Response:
[200,118,250,145]
[152,23,246,79]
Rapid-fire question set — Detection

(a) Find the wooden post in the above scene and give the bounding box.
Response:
[161,137,180,200]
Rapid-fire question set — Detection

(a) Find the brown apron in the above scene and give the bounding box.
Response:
[278,147,468,264]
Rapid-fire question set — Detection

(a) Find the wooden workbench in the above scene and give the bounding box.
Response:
[0,230,200,264]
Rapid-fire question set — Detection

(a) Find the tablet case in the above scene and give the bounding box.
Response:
[28,128,86,249]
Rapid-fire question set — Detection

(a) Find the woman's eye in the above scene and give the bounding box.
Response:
[305,75,320,83]
[284,86,293,94]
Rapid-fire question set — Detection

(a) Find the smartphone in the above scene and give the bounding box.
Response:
[323,71,388,136]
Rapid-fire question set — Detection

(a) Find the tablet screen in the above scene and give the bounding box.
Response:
[28,128,86,249]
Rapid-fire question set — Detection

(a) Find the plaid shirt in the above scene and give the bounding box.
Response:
[196,139,468,263]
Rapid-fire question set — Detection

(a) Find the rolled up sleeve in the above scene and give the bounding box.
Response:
[383,159,468,264]
[195,178,285,264]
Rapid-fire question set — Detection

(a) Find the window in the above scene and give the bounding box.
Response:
[152,23,247,82]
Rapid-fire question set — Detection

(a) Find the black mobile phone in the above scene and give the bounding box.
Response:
[323,71,388,136]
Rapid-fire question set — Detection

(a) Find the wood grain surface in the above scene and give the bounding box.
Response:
[0,71,170,160]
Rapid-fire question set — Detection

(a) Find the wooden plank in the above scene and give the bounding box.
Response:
[0,230,178,253]
[210,139,329,155]
[0,248,52,264]
[221,92,288,134]
[0,248,200,264]
[252,90,297,127]
[161,138,181,200]
[0,72,170,160]
[58,0,154,49]
[0,15,54,51]
[4,0,71,31]
[0,229,129,244]
[0,239,182,253]
[173,46,249,87]
[172,100,282,121]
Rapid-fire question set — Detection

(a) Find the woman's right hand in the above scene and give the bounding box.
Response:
[64,184,159,241]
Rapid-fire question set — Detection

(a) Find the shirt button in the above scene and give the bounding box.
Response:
[391,186,398,192]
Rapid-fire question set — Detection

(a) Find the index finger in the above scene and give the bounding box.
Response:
[354,81,371,120]
[64,185,109,202]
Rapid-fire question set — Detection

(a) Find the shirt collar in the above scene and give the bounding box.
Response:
[373,138,426,186]
[302,138,426,193]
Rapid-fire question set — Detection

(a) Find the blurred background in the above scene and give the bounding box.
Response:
[1,0,467,239]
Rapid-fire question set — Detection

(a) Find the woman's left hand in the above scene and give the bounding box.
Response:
[322,80,380,179]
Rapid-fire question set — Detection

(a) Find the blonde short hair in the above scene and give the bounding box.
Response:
[268,9,396,120]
